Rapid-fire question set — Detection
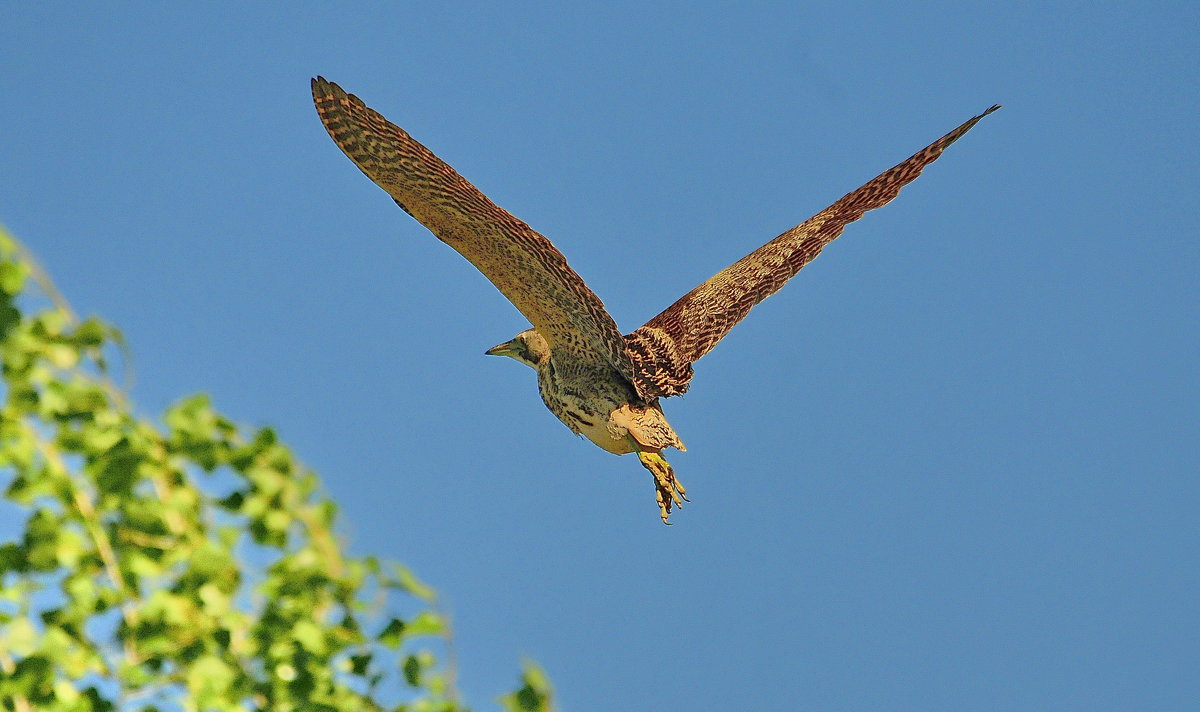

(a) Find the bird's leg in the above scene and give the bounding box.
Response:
[629,438,688,524]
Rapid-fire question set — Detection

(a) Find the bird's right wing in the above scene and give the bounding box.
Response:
[313,77,635,378]
[625,105,1000,398]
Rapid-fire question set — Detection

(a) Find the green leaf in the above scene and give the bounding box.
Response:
[389,563,437,603]
[3,617,38,655]
[188,541,233,580]
[0,303,20,341]
[378,618,406,648]
[405,611,445,637]
[0,542,26,573]
[7,655,55,703]
[217,490,245,511]
[54,526,86,568]
[402,654,422,687]
[0,260,28,294]
[44,342,79,368]
[23,507,63,571]
[500,662,556,712]
[71,317,108,347]
[292,619,326,654]
[185,655,236,710]
[93,438,143,496]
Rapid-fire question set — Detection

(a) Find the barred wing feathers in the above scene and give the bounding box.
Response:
[625,105,1000,398]
[313,77,636,379]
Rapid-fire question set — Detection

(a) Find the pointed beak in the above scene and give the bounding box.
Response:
[485,340,519,357]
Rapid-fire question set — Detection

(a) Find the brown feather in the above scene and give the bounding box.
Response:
[625,105,1001,398]
[311,77,636,383]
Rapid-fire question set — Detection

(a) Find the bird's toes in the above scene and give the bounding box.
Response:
[638,451,687,524]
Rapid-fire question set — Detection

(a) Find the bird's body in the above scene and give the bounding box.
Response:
[537,356,675,456]
[312,77,998,522]
[504,330,681,455]
[486,327,689,509]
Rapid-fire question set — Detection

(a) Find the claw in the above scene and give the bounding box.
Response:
[636,450,687,524]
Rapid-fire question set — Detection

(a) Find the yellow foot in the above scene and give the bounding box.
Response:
[636,451,688,524]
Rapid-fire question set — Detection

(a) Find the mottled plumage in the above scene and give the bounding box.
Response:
[625,104,999,398]
[312,76,998,522]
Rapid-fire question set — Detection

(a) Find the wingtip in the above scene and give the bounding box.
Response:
[983,103,1002,116]
[312,76,355,106]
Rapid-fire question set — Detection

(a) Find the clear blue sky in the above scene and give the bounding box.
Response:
[3,3,1197,710]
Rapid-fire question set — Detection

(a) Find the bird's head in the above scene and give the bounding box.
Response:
[485,328,550,370]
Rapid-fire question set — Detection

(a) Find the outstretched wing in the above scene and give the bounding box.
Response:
[312,77,634,377]
[625,105,1000,398]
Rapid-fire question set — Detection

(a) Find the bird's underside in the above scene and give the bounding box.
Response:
[312,76,998,523]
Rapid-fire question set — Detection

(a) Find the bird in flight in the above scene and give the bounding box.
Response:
[312,77,998,523]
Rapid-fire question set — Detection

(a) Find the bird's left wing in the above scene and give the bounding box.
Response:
[624,105,1000,398]
[312,77,634,377]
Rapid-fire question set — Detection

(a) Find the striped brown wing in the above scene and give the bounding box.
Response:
[625,105,1000,398]
[312,77,634,377]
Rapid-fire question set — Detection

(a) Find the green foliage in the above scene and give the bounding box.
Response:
[499,664,555,712]
[0,227,554,712]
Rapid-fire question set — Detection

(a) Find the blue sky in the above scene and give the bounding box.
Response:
[3,2,1197,710]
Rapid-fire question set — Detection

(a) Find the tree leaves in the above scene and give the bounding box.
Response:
[500,664,556,712]
[0,228,553,711]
